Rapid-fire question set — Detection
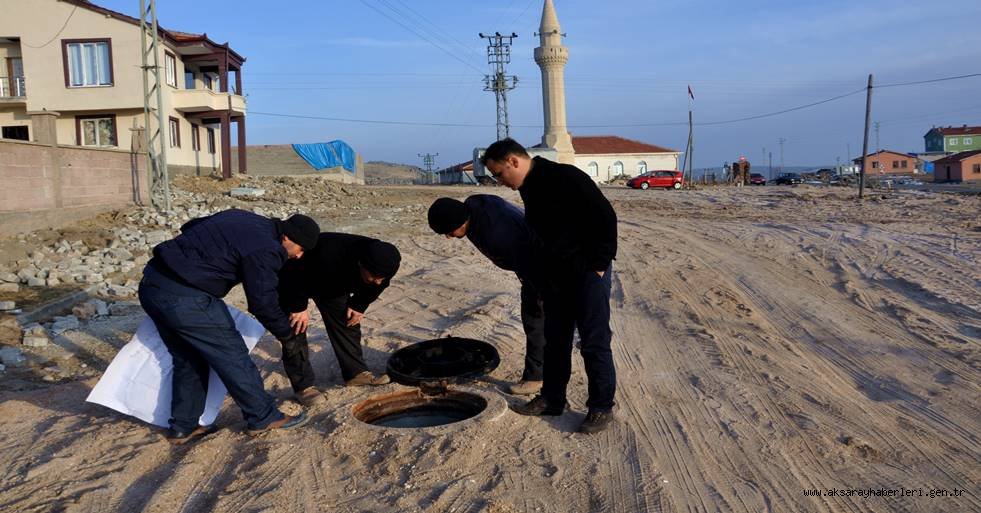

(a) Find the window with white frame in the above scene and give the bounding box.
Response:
[587,162,598,176]
[950,138,958,146]
[169,117,180,148]
[965,138,973,145]
[165,52,177,88]
[612,161,624,176]
[637,161,647,175]
[64,40,112,87]
[79,116,116,147]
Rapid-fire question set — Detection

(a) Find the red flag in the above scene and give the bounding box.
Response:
[688,85,694,100]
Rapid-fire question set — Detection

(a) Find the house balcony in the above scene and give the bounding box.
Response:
[171,88,245,115]
[0,76,26,105]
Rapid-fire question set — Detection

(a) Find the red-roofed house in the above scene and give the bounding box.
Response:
[852,150,920,176]
[933,150,981,182]
[571,135,681,182]
[924,126,981,154]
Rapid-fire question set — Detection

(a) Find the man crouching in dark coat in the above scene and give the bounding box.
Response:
[276,233,401,406]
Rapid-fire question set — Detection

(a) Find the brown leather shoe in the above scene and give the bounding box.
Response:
[166,424,218,445]
[294,387,325,407]
[246,411,308,436]
[346,371,390,387]
[507,380,542,395]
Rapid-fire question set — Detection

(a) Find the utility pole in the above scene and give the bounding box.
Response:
[762,147,766,172]
[874,121,880,152]
[768,152,773,178]
[847,142,851,163]
[778,137,786,173]
[139,0,170,211]
[479,32,518,141]
[859,74,874,199]
[418,152,438,184]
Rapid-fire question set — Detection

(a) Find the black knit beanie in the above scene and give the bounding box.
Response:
[427,197,469,234]
[279,214,320,251]
[360,240,401,278]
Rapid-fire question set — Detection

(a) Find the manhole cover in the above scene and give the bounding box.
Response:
[386,337,500,386]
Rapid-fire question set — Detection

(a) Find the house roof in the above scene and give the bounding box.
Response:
[571,136,677,155]
[928,125,981,136]
[934,150,981,165]
[852,150,916,162]
[62,0,245,63]
[439,160,473,173]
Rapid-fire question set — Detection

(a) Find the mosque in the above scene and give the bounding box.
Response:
[440,0,681,184]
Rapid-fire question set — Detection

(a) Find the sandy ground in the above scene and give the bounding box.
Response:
[0,183,979,513]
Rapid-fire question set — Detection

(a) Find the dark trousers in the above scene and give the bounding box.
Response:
[519,279,546,381]
[280,295,368,391]
[541,264,616,411]
[138,265,283,432]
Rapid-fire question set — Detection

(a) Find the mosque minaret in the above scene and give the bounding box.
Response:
[534,0,575,164]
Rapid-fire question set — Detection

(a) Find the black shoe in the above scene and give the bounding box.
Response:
[511,395,564,416]
[578,409,614,434]
[165,424,218,445]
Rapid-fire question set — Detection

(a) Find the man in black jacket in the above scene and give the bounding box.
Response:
[481,138,618,434]
[277,233,401,406]
[427,195,545,396]
[138,209,318,444]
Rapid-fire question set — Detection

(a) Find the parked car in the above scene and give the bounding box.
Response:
[773,172,803,185]
[749,173,766,185]
[627,170,684,190]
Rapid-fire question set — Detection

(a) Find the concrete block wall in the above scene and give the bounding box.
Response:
[0,140,147,235]
[232,144,365,184]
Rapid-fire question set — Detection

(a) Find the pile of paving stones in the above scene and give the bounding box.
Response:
[0,175,339,378]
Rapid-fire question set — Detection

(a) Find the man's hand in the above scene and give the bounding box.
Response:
[596,270,605,278]
[289,310,310,334]
[346,308,364,327]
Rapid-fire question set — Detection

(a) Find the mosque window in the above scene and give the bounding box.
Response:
[587,162,598,176]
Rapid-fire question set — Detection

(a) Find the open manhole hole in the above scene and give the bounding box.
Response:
[353,389,487,428]
[352,337,500,429]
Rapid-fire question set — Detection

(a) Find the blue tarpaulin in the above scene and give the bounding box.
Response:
[291,140,357,173]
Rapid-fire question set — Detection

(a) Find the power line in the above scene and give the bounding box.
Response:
[876,72,981,89]
[358,0,485,74]
[248,72,981,129]
[24,5,78,48]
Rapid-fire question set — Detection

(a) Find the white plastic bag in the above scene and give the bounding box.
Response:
[86,305,266,427]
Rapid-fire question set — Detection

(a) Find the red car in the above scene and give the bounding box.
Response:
[749,173,766,185]
[627,170,684,190]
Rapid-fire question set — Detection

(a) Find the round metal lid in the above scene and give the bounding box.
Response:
[386,337,500,386]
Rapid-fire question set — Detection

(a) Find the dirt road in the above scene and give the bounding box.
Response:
[0,184,978,512]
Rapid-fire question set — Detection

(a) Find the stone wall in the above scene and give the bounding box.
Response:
[0,140,148,236]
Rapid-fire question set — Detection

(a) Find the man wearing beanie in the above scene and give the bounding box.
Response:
[428,195,545,396]
[277,233,401,405]
[138,209,319,444]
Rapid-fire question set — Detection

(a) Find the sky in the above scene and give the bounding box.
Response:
[96,0,981,169]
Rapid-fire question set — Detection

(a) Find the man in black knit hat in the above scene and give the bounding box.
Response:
[277,233,401,406]
[427,195,545,396]
[138,209,319,444]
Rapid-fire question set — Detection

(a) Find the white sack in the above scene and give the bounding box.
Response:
[86,305,266,427]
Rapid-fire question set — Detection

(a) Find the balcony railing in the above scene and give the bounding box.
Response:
[0,77,26,98]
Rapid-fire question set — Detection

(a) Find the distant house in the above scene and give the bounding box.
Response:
[571,136,681,183]
[852,150,919,176]
[933,150,981,182]
[924,126,981,154]
[436,160,476,185]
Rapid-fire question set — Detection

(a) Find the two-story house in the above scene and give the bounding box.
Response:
[0,0,247,178]
[923,125,981,155]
